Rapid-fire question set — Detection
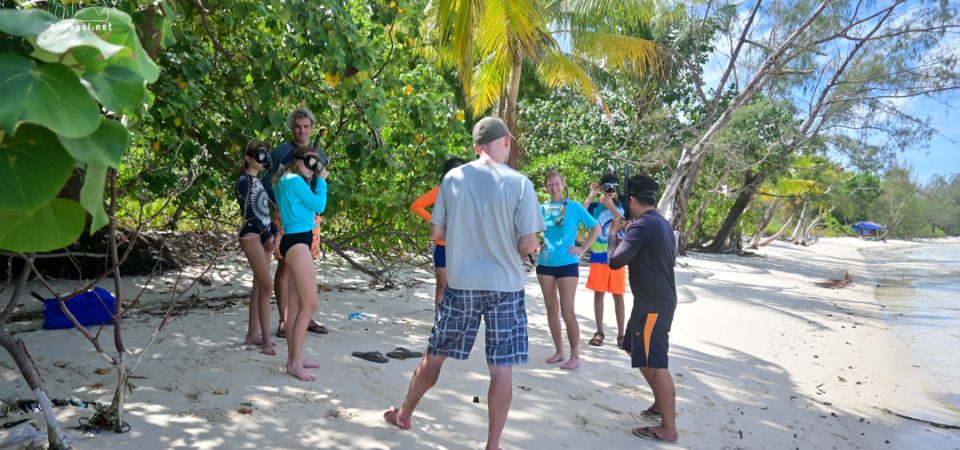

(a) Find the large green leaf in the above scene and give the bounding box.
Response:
[0,9,58,37]
[35,19,127,60]
[0,199,86,253]
[58,118,129,168]
[0,124,75,211]
[0,54,101,138]
[83,66,146,112]
[80,163,109,233]
[75,7,160,83]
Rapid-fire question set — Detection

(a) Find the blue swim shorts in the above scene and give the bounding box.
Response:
[428,288,528,367]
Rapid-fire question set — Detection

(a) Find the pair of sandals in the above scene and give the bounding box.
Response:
[275,323,328,339]
[588,332,625,349]
[352,347,423,364]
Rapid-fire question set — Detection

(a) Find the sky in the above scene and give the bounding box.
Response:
[898,98,960,185]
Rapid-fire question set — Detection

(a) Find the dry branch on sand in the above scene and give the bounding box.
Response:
[814,271,853,289]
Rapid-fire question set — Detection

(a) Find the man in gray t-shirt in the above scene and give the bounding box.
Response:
[384,117,544,450]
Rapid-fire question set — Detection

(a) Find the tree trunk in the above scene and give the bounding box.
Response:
[505,57,523,169]
[748,199,781,249]
[759,213,795,247]
[703,171,766,253]
[0,263,67,449]
[684,178,724,249]
[790,203,809,244]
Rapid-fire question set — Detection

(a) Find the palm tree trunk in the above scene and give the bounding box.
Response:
[505,57,523,168]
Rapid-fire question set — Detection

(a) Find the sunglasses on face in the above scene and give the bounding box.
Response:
[603,182,619,193]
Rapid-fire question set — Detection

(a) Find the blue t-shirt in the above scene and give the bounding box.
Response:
[539,200,598,267]
[275,173,327,234]
[587,201,624,264]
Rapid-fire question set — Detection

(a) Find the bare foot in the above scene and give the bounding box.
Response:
[302,359,321,368]
[383,406,411,430]
[287,364,316,381]
[560,357,580,370]
[244,334,262,345]
[545,353,565,364]
[261,342,276,356]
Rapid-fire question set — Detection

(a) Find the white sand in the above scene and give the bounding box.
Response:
[2,237,958,449]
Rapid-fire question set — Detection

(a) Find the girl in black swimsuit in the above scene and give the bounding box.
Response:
[236,140,278,355]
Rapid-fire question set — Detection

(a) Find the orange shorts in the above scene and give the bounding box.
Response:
[273,212,323,260]
[586,263,626,295]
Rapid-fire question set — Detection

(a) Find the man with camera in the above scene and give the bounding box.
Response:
[607,174,678,443]
[261,107,329,338]
[582,173,628,349]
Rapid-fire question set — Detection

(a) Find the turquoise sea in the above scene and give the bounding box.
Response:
[862,241,960,413]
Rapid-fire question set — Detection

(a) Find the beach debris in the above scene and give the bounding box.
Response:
[473,396,480,403]
[878,408,960,430]
[52,360,69,369]
[211,388,228,395]
[94,368,111,375]
[814,271,853,289]
[348,312,368,320]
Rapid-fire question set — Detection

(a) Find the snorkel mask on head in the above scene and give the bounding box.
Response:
[252,148,271,170]
[297,152,324,172]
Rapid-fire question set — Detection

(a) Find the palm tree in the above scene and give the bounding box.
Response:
[423,0,675,167]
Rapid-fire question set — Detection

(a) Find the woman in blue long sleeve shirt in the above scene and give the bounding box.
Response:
[273,145,328,381]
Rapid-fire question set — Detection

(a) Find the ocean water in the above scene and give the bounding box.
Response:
[862,241,960,412]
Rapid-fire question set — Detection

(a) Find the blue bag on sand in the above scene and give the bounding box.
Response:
[42,287,116,329]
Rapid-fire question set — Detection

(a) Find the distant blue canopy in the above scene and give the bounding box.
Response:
[851,221,887,235]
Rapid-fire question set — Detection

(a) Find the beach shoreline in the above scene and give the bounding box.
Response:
[2,237,958,449]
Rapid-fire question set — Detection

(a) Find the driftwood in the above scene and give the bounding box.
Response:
[814,271,853,289]
[880,408,960,430]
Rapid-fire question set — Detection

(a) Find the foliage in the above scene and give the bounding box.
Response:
[0,5,158,252]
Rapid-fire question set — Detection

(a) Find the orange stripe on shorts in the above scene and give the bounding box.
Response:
[643,313,659,360]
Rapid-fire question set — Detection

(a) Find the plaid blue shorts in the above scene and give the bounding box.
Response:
[428,288,528,367]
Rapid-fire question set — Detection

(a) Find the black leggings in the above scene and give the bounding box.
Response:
[279,231,313,258]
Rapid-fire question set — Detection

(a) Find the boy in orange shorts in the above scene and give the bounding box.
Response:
[582,173,627,348]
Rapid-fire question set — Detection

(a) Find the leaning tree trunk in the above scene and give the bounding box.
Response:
[504,57,523,169]
[684,178,725,250]
[748,199,781,249]
[0,263,67,449]
[759,213,796,247]
[703,171,766,253]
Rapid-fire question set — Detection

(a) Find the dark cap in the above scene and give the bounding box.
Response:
[472,117,511,145]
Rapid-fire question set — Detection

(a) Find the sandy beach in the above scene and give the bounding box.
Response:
[2,237,958,449]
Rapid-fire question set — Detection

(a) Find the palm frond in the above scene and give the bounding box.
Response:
[535,49,611,119]
[572,31,667,79]
[469,50,513,116]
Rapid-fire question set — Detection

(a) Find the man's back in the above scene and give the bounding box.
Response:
[432,160,543,292]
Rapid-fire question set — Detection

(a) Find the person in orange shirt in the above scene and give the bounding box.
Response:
[411,157,467,314]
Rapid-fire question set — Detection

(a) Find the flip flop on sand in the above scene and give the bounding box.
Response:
[307,323,329,334]
[386,347,423,360]
[632,426,677,443]
[352,351,389,363]
[589,332,604,346]
[640,408,662,420]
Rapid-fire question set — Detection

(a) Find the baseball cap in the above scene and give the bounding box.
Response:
[472,117,512,145]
